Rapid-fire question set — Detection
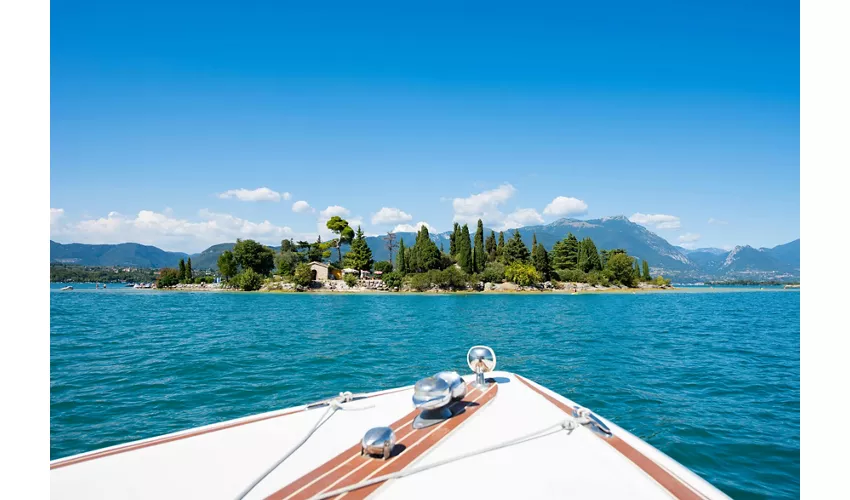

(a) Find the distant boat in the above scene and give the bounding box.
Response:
[60,286,73,291]
[124,283,134,287]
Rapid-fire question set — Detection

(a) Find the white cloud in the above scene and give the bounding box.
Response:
[392,221,435,233]
[452,183,516,225]
[292,200,314,213]
[542,196,588,217]
[677,233,702,250]
[52,209,304,252]
[218,187,289,202]
[678,233,701,243]
[372,207,413,225]
[319,205,350,219]
[629,213,681,230]
[501,208,544,230]
[708,217,728,225]
[50,208,65,227]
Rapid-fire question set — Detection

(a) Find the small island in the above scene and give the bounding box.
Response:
[149,216,671,293]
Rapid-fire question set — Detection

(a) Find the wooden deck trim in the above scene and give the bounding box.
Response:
[514,375,705,500]
[50,387,411,470]
[267,383,498,500]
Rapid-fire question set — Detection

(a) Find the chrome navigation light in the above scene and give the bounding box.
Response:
[467,345,496,390]
[361,426,396,459]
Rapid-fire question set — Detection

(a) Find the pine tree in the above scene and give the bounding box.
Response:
[343,226,374,271]
[450,223,460,256]
[578,238,602,272]
[458,224,473,273]
[473,219,485,272]
[642,260,651,281]
[503,230,530,263]
[397,238,407,274]
[186,258,193,281]
[550,240,567,270]
[564,233,579,269]
[485,230,497,262]
[532,243,550,281]
[178,259,186,281]
[532,233,538,250]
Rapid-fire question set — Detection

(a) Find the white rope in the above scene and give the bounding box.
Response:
[235,393,375,500]
[309,419,578,500]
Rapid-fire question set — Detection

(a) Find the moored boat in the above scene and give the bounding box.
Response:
[50,346,730,499]
[60,286,73,291]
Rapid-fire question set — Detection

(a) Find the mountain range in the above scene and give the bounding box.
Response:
[50,216,800,282]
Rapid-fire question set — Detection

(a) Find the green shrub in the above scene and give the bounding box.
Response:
[440,266,469,289]
[606,253,637,287]
[292,263,313,287]
[505,262,541,286]
[555,268,586,282]
[156,268,180,288]
[653,275,671,286]
[382,271,403,289]
[373,261,393,274]
[482,262,506,283]
[408,273,432,291]
[586,271,610,287]
[234,268,264,291]
[343,273,359,287]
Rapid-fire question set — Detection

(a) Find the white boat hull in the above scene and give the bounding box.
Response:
[50,371,729,499]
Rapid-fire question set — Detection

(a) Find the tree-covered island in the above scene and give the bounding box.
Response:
[153,216,671,292]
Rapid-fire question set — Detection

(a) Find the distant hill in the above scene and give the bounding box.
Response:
[49,221,800,281]
[50,241,188,268]
[188,243,236,270]
[363,216,692,273]
[767,239,800,269]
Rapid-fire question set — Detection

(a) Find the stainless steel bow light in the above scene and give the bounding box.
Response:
[467,345,496,390]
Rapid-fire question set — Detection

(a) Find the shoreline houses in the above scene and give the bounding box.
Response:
[308,261,383,282]
[308,261,330,281]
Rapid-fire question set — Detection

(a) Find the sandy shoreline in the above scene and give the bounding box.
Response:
[159,284,798,295]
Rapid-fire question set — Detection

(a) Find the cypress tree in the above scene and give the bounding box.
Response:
[458,224,473,273]
[497,231,505,259]
[178,259,186,281]
[473,219,485,272]
[532,233,538,250]
[413,226,440,272]
[186,258,193,281]
[532,243,550,281]
[397,238,406,274]
[450,223,460,256]
[485,230,497,262]
[642,260,651,281]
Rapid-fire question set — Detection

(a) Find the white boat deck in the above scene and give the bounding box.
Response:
[50,371,729,499]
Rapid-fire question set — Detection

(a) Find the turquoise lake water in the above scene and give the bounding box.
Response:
[50,284,800,498]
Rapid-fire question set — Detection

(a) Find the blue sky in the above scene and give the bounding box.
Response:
[50,0,799,253]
